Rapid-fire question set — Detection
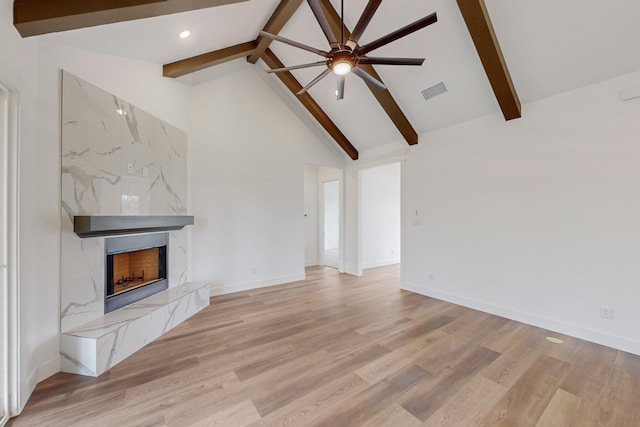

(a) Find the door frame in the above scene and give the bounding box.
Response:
[353,156,406,278]
[0,77,21,423]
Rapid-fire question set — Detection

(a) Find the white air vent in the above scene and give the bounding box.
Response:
[421,82,448,101]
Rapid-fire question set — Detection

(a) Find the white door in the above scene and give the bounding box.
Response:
[323,180,340,269]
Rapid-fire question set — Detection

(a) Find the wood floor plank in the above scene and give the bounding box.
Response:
[377,314,455,350]
[8,265,640,427]
[314,364,431,427]
[559,341,618,403]
[594,361,640,427]
[481,354,570,427]
[251,344,390,416]
[361,403,422,427]
[399,345,500,421]
[535,388,582,427]
[422,375,508,427]
[482,326,547,388]
[355,330,448,385]
[188,400,261,427]
[247,373,371,427]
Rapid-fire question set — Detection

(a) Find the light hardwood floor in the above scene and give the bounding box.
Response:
[8,265,640,426]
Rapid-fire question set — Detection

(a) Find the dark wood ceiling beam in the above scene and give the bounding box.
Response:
[319,0,419,145]
[261,49,359,160]
[163,41,257,78]
[247,0,304,64]
[13,0,248,37]
[456,0,521,120]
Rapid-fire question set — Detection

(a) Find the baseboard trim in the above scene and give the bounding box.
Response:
[363,259,400,270]
[18,354,60,414]
[305,260,319,267]
[209,274,306,297]
[403,281,640,356]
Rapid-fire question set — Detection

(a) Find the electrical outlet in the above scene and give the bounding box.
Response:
[127,163,134,174]
[600,306,614,319]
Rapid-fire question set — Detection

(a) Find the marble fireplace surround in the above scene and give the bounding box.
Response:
[60,71,208,376]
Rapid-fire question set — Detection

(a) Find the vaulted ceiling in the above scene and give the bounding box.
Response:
[17,0,640,159]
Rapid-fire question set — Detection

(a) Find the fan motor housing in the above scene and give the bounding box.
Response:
[327,49,358,71]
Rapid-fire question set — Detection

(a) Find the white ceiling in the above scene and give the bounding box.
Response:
[39,0,640,156]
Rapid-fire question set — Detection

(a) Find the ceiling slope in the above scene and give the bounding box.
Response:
[13,0,248,37]
[161,0,421,156]
[17,0,529,160]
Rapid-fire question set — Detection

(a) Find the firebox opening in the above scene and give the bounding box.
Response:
[108,247,164,298]
[105,233,169,313]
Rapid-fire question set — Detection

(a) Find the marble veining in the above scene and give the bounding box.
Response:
[61,282,210,377]
[65,282,209,339]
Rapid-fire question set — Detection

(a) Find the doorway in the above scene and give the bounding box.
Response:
[322,180,340,269]
[359,162,402,270]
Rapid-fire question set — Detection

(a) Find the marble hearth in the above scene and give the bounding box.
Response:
[61,282,209,377]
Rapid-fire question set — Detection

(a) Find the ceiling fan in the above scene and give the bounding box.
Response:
[261,0,437,100]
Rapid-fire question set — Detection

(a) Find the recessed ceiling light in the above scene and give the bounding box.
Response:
[179,30,191,39]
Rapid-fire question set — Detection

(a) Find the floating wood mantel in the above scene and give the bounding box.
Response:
[74,215,194,238]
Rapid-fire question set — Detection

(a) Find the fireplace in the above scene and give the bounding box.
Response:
[105,233,168,313]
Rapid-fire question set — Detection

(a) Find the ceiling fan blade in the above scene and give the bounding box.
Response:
[267,61,327,73]
[352,67,387,91]
[307,0,339,48]
[297,68,332,95]
[358,57,425,66]
[337,75,345,100]
[347,0,382,49]
[259,31,329,57]
[355,12,437,56]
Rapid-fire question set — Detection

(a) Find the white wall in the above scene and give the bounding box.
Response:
[404,70,640,355]
[0,0,193,409]
[361,163,401,269]
[304,165,319,266]
[189,61,343,295]
[0,1,46,414]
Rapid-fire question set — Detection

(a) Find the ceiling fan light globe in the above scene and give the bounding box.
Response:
[333,61,352,76]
